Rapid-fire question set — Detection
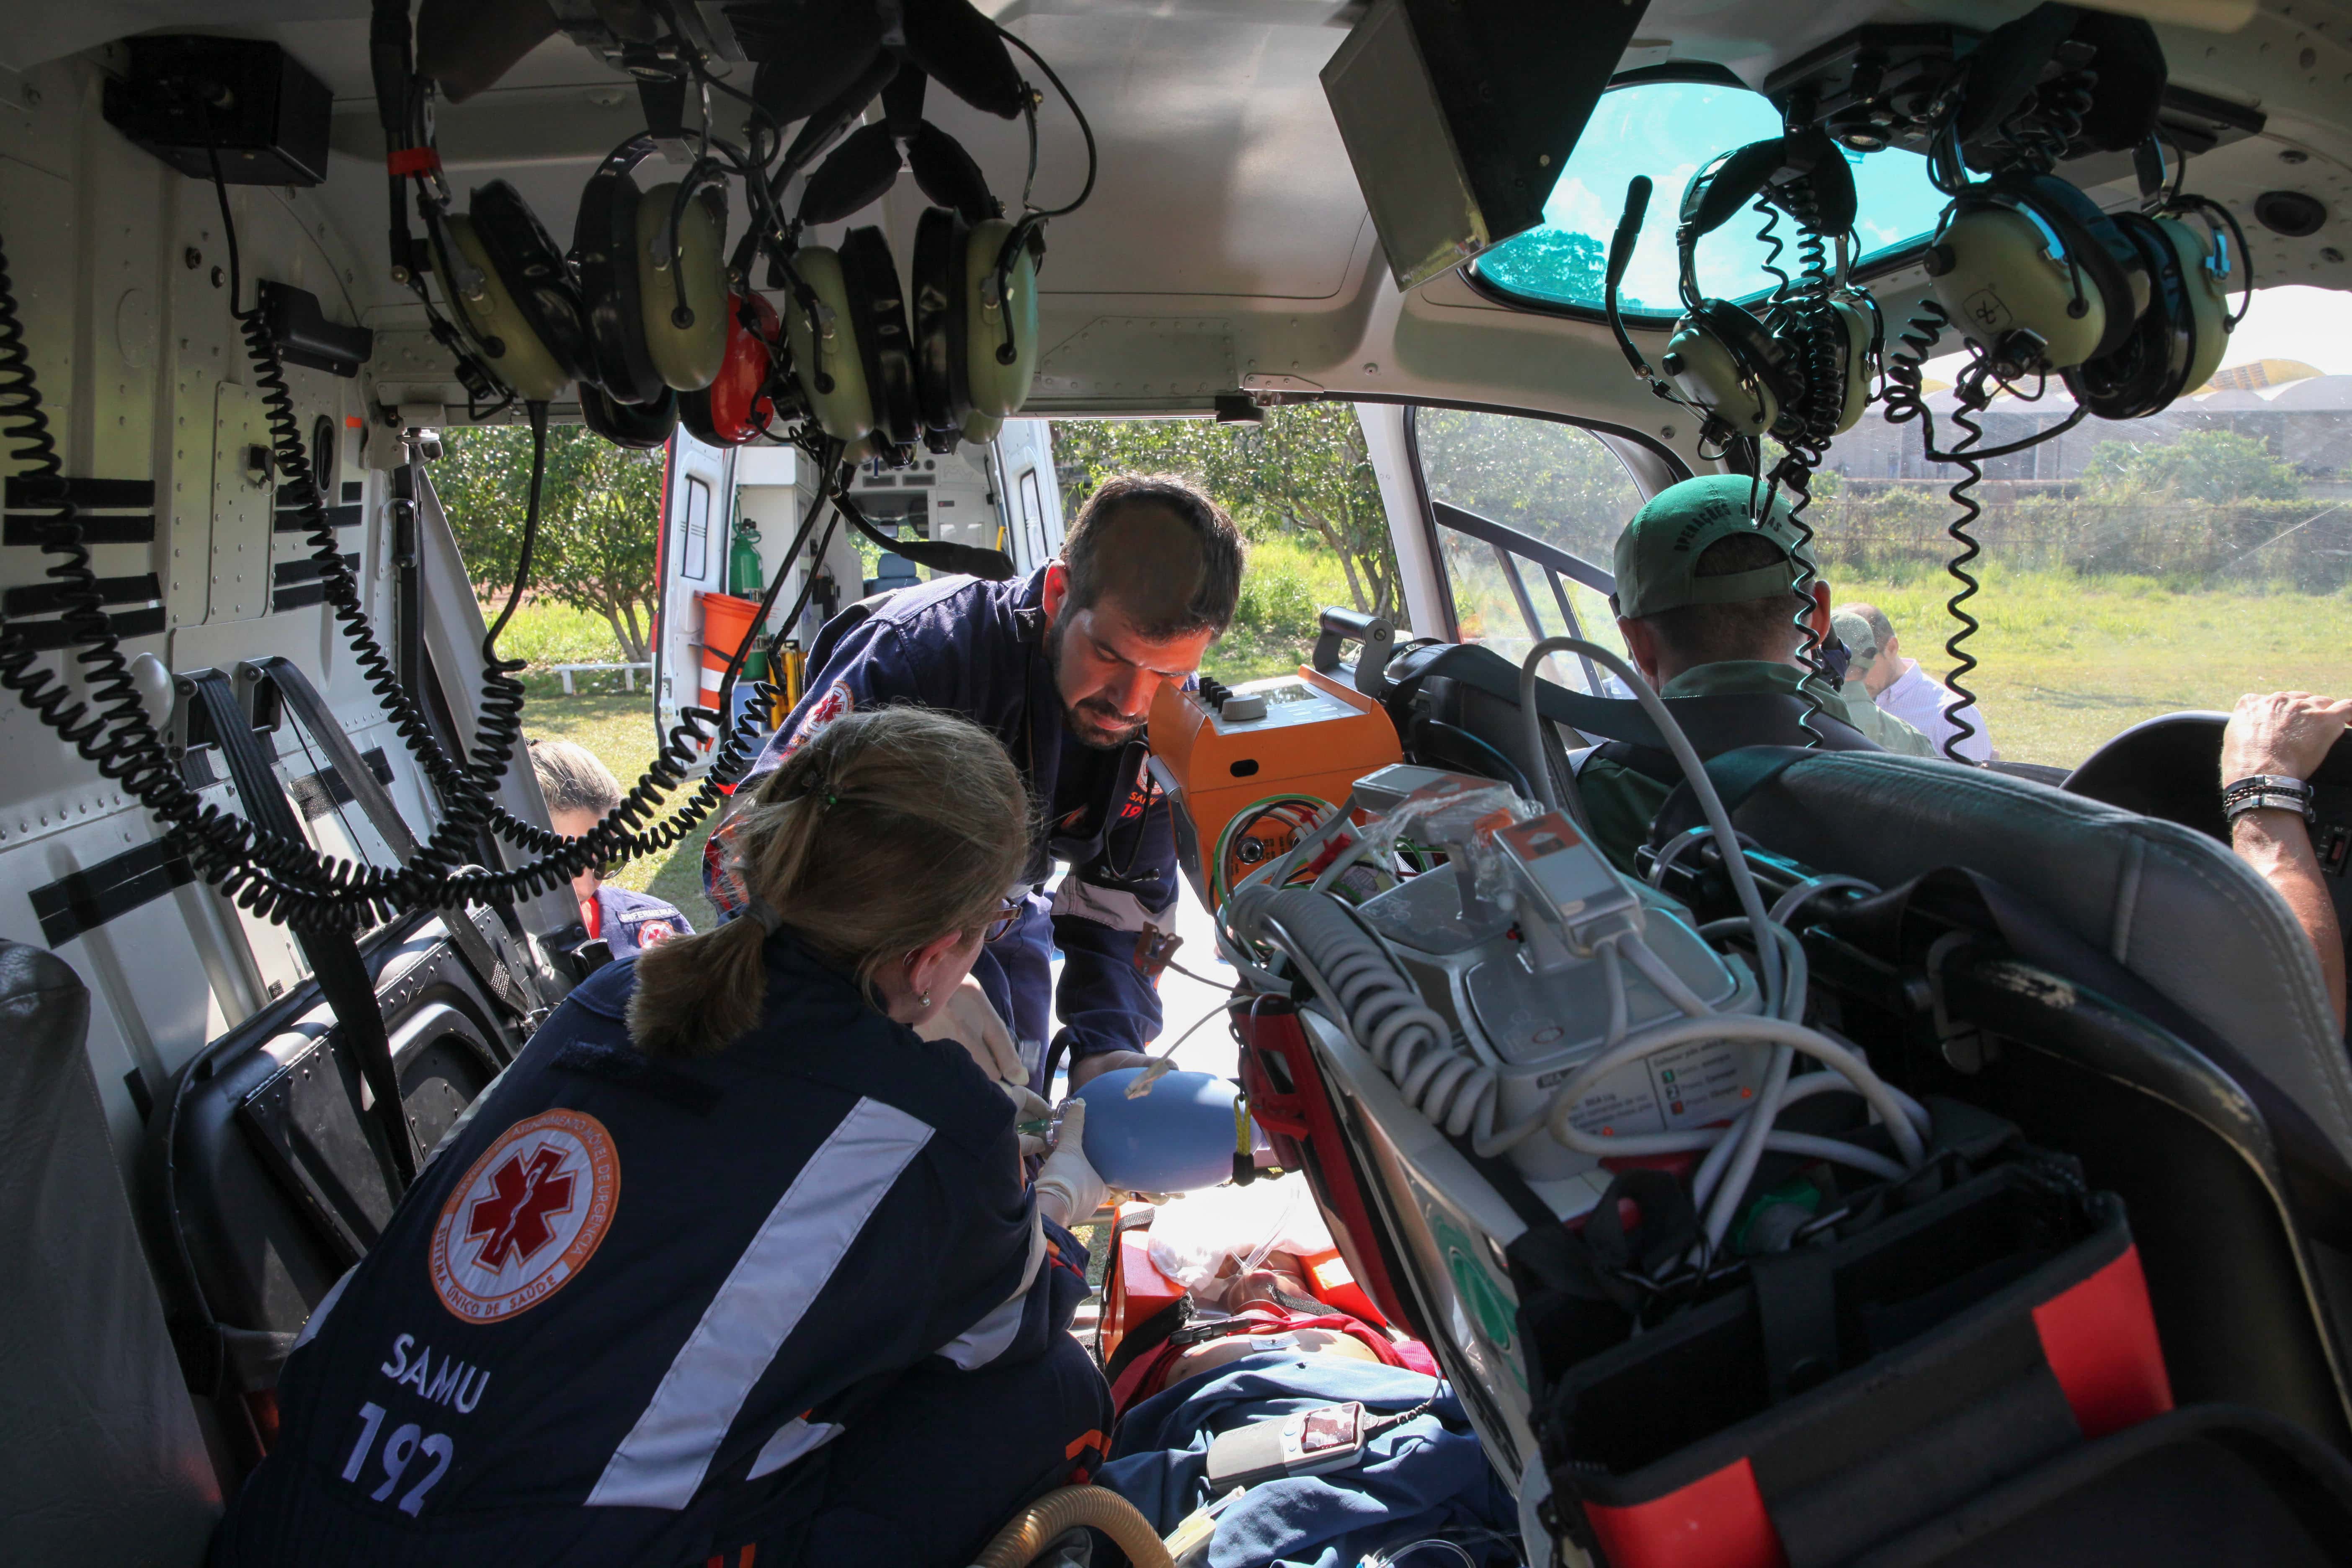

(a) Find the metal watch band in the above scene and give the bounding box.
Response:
[2225,792,2318,825]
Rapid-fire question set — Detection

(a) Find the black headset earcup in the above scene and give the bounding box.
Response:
[575,162,666,406]
[912,207,969,448]
[2064,211,2192,420]
[677,384,722,447]
[839,225,920,454]
[468,181,590,385]
[580,381,678,449]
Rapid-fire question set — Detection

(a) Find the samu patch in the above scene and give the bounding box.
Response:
[431,1110,619,1323]
[778,680,855,761]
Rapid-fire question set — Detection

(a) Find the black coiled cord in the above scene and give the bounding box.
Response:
[0,200,786,932]
[1935,369,1991,763]
[1759,180,1845,743]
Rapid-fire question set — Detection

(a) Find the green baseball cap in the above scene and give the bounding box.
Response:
[1831,609,1879,681]
[1610,475,1818,620]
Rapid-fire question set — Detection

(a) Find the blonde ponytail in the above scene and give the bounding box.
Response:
[628,706,1031,1058]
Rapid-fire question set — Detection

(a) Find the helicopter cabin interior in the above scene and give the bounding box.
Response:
[5,0,2352,1563]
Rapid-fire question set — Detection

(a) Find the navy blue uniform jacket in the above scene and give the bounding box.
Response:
[703,567,1178,1072]
[211,935,1092,1566]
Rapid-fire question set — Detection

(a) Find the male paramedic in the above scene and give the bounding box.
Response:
[530,738,694,957]
[706,472,1246,1091]
[1572,474,1935,873]
[1834,602,1994,762]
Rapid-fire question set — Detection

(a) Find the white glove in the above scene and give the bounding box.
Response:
[1033,1099,1107,1228]
[915,975,1027,1086]
[1001,1082,1054,1160]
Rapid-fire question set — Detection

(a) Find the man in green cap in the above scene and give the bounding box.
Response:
[1573,475,1933,872]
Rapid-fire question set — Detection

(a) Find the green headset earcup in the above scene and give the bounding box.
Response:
[1828,293,1877,435]
[467,181,590,387]
[964,218,1037,421]
[438,212,575,402]
[1926,204,2108,373]
[637,183,730,392]
[784,246,875,444]
[2166,214,2233,394]
[1662,315,1777,439]
[962,411,1003,445]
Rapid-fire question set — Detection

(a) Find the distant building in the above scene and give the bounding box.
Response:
[1828,373,2352,497]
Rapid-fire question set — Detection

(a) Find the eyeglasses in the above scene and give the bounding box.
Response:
[983,898,1024,942]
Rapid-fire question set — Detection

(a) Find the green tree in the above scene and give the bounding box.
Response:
[2084,429,2304,504]
[436,424,664,661]
[1053,405,1404,616]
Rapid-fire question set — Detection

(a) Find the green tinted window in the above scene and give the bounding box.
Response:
[1472,80,1949,316]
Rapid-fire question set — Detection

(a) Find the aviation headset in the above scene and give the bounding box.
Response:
[425,151,732,411]
[428,181,590,403]
[1609,130,1879,452]
[778,51,1044,459]
[2062,195,2243,418]
[1922,169,2148,379]
[574,136,732,404]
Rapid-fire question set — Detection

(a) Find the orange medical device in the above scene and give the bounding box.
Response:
[1148,667,1401,911]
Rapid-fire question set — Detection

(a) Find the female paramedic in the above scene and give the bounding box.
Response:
[210,706,1113,1568]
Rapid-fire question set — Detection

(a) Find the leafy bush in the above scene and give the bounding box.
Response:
[2085,429,2305,503]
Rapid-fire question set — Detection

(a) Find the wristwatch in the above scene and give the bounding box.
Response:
[2222,774,2316,825]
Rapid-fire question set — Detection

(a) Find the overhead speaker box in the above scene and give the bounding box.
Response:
[102,35,332,187]
[1321,0,1651,293]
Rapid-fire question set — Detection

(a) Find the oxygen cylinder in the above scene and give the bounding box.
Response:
[727,519,765,598]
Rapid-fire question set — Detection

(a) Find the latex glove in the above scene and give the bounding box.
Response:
[2223,690,2352,784]
[1001,1082,1054,1160]
[1033,1099,1107,1228]
[916,975,1026,1086]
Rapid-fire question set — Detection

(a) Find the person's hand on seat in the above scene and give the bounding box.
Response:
[2223,691,2352,785]
[917,975,1028,1086]
[2223,690,2352,1032]
[1033,1099,1108,1227]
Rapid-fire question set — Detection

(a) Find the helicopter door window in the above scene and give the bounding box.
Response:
[680,476,713,583]
[1413,408,1643,696]
[1020,469,1047,566]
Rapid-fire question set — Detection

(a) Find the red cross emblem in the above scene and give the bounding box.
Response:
[465,1144,578,1271]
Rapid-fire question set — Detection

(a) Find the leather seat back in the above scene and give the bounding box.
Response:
[1722,753,2352,1168]
[0,940,220,1562]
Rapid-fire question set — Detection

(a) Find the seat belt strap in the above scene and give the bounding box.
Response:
[182,669,418,1189]
[244,655,540,1021]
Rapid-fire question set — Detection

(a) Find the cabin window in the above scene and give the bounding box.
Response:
[681,475,712,582]
[1413,409,1641,697]
[1020,469,1047,565]
[1470,78,1947,319]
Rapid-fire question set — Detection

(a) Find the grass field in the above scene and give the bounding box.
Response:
[1830,566,2352,766]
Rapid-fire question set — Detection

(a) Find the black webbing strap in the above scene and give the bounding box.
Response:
[1389,642,1878,756]
[244,655,537,1019]
[1642,746,1826,848]
[182,670,418,1188]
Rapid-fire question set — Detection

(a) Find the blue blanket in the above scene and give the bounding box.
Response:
[1095,1353,1517,1568]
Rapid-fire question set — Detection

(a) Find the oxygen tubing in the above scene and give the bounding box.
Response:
[967,1485,1174,1568]
[1516,636,1783,1013]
